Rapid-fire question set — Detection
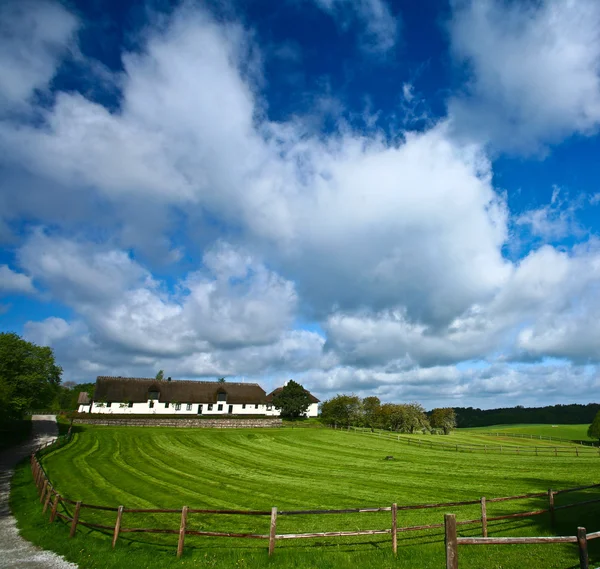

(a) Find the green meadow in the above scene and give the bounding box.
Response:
[11,425,600,568]
[462,423,594,441]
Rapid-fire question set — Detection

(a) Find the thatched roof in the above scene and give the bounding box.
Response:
[77,392,90,405]
[266,386,319,403]
[93,376,268,404]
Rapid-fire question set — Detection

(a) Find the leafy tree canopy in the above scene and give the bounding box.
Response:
[588,411,600,442]
[430,407,457,435]
[320,394,362,427]
[155,370,164,381]
[0,332,62,420]
[272,380,312,419]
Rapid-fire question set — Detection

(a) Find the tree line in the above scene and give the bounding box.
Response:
[453,404,600,428]
[319,395,457,434]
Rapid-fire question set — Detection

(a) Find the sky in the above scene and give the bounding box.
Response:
[2,0,600,409]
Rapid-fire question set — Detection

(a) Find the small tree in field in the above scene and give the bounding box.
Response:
[588,411,600,443]
[272,380,311,419]
[430,408,457,435]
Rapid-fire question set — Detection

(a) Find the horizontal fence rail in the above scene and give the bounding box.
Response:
[30,433,600,560]
[346,426,600,457]
[445,513,600,569]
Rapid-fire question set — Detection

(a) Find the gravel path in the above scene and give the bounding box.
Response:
[0,415,77,569]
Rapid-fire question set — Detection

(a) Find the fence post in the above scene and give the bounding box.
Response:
[268,507,278,557]
[577,527,589,569]
[112,506,124,548]
[480,497,487,537]
[49,494,61,523]
[392,503,397,556]
[548,489,555,527]
[177,506,188,558]
[40,479,48,504]
[69,501,81,538]
[43,486,53,513]
[444,514,458,569]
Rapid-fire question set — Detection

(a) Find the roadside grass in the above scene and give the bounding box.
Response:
[11,426,600,569]
[462,424,594,441]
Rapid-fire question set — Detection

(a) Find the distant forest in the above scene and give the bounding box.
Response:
[453,404,600,428]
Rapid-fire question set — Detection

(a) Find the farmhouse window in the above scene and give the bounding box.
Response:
[128,401,133,408]
[186,403,192,411]
[218,404,223,411]
[208,404,213,411]
[149,401,154,409]
[255,404,259,409]
[217,392,227,402]
[148,390,160,400]
[242,404,246,409]
[106,402,112,408]
[165,402,169,408]
[266,404,272,411]
[175,403,181,411]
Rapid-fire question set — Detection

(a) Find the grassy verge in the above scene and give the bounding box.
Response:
[11,426,600,568]
[0,418,32,452]
[462,424,594,442]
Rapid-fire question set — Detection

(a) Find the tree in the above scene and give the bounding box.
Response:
[217,377,226,384]
[588,411,600,443]
[403,402,430,434]
[0,332,62,420]
[155,370,165,381]
[320,394,362,427]
[430,408,457,435]
[272,380,312,419]
[362,396,381,428]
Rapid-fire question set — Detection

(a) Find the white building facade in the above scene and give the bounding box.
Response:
[77,376,319,417]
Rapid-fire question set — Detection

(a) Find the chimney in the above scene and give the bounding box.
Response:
[167,377,172,382]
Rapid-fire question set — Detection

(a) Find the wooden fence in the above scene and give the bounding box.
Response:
[486,431,598,447]
[347,426,600,457]
[444,513,600,569]
[31,435,600,560]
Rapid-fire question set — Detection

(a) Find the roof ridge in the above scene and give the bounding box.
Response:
[96,376,261,387]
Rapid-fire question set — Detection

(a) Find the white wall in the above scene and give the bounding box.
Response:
[85,400,278,415]
[80,399,319,417]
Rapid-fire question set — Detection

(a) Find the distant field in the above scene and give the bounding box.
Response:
[462,423,594,441]
[12,425,600,569]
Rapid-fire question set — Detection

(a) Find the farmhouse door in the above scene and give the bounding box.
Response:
[197,404,203,415]
[228,405,233,414]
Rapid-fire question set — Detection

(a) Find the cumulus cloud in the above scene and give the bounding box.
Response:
[448,0,600,152]
[301,361,600,408]
[18,231,299,356]
[0,264,35,294]
[4,0,600,406]
[0,0,78,111]
[311,0,398,54]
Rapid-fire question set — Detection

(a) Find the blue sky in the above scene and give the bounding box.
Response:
[2,0,600,409]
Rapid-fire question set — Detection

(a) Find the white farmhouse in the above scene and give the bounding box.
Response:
[77,376,319,417]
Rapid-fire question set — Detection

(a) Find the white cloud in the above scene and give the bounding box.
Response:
[18,231,299,357]
[311,0,398,54]
[0,264,35,295]
[448,0,600,152]
[301,361,600,408]
[515,187,586,241]
[0,0,78,111]
[4,1,600,407]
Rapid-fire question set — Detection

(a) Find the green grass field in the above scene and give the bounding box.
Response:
[11,425,600,569]
[462,423,594,441]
